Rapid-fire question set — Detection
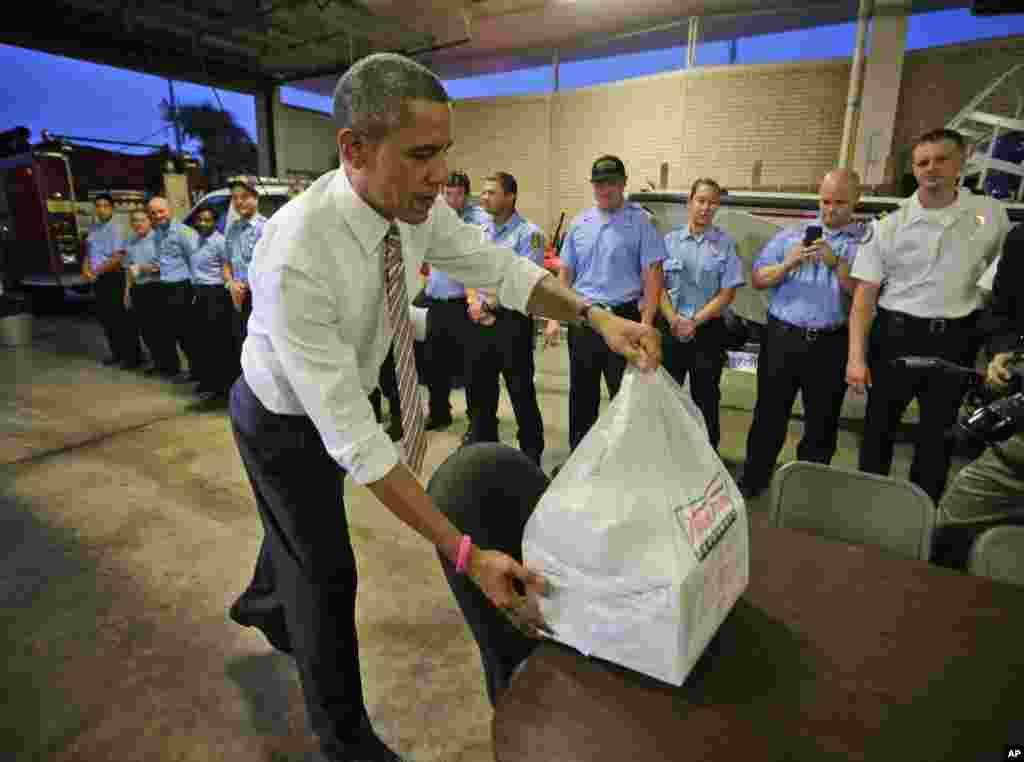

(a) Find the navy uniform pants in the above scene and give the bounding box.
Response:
[859,308,977,503]
[661,316,729,450]
[566,300,640,451]
[94,270,140,365]
[191,284,239,393]
[465,308,544,459]
[425,297,472,421]
[742,316,849,491]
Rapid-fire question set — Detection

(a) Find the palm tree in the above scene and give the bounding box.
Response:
[161,101,258,186]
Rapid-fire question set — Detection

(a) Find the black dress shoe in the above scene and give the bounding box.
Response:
[229,601,292,654]
[189,390,228,410]
[170,372,194,385]
[120,360,143,371]
[101,356,119,367]
[143,367,162,377]
[424,415,452,431]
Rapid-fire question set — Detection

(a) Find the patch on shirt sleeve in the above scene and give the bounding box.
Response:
[531,231,544,257]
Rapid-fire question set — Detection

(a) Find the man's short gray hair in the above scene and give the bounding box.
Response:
[333,53,449,140]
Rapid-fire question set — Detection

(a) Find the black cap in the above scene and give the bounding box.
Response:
[228,175,260,196]
[591,155,626,183]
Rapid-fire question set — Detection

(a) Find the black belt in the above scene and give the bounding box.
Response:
[768,315,846,342]
[590,300,640,316]
[430,295,467,303]
[878,308,973,335]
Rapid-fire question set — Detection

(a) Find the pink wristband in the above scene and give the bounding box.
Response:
[456,535,473,575]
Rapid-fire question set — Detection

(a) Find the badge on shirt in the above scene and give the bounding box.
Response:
[531,231,544,258]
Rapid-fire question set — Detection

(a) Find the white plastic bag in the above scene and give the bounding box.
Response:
[523,366,749,686]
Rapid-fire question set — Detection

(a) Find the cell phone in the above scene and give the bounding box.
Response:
[803,225,823,247]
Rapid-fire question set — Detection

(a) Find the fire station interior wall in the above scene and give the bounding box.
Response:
[444,35,1022,235]
[273,102,339,179]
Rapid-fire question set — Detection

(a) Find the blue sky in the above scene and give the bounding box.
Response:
[2,8,1022,156]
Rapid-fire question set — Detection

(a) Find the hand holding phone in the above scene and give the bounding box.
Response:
[803,225,823,248]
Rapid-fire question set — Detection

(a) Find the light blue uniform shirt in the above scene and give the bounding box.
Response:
[755,218,863,329]
[482,211,544,266]
[426,203,489,299]
[226,214,267,285]
[561,202,667,306]
[663,225,745,319]
[152,222,197,284]
[123,232,159,285]
[86,220,124,271]
[191,231,228,286]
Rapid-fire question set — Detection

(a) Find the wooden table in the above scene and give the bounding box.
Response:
[494,513,1024,762]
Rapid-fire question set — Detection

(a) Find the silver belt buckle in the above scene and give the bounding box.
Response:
[804,327,820,342]
[929,318,947,334]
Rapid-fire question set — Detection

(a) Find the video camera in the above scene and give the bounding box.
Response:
[894,356,1024,445]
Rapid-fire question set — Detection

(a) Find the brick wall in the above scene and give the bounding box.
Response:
[450,59,853,232]
[448,95,552,232]
[677,61,850,194]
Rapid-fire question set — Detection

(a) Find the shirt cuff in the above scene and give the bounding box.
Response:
[496,257,550,314]
[343,426,402,486]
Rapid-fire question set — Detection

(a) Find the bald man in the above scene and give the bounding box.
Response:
[738,169,865,499]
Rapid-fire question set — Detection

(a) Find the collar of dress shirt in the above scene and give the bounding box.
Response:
[818,217,860,238]
[329,169,392,258]
[685,223,720,243]
[489,211,522,236]
[905,188,969,227]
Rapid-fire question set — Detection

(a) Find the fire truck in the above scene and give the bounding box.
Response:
[0,127,201,298]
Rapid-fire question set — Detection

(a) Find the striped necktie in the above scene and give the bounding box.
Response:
[383,222,427,475]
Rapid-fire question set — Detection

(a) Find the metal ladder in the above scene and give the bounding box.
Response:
[947,63,1024,202]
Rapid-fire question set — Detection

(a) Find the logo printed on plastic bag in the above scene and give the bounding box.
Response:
[676,474,737,561]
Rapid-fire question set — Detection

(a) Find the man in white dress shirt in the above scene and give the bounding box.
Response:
[227,53,660,762]
[847,128,1010,502]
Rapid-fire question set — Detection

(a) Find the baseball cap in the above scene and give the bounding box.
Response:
[590,155,626,183]
[228,175,260,196]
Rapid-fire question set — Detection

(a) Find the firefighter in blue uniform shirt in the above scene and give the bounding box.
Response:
[224,176,268,352]
[190,208,236,404]
[147,196,199,381]
[422,170,489,431]
[82,193,141,368]
[545,155,666,451]
[659,178,745,452]
[464,172,546,466]
[123,208,163,373]
[739,169,863,498]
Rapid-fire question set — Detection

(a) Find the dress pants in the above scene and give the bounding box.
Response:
[158,281,197,376]
[229,377,372,754]
[233,288,253,357]
[130,283,163,367]
[368,347,401,425]
[661,316,728,450]
[465,308,544,458]
[429,443,548,706]
[859,308,977,502]
[192,284,238,393]
[425,297,472,421]
[93,270,140,365]
[742,317,849,491]
[566,300,641,451]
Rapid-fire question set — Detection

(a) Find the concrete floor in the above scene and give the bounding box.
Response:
[2,307,943,762]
